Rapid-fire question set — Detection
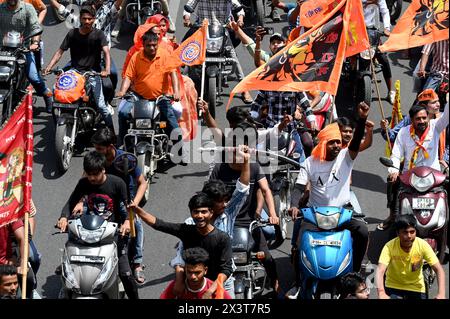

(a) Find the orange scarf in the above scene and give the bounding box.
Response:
[409,125,430,169]
[311,122,342,161]
[436,113,446,161]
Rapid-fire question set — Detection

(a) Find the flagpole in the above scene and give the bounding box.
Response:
[369,55,392,151]
[199,61,206,117]
[21,212,29,299]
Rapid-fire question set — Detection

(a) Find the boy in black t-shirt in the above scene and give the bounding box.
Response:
[56,151,139,299]
[130,193,233,298]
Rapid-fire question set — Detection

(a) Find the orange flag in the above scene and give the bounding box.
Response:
[163,19,208,71]
[230,0,349,99]
[300,0,344,28]
[379,0,449,52]
[345,0,370,57]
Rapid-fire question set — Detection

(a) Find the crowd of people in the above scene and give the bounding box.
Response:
[0,0,448,300]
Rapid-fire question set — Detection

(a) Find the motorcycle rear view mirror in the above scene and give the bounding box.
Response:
[379,156,395,168]
[184,4,194,13]
[113,152,138,175]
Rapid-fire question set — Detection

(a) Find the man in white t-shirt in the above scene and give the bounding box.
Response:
[288,102,370,283]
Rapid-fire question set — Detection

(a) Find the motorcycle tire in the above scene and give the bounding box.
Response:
[255,0,265,27]
[390,0,402,23]
[207,76,217,118]
[55,122,73,173]
[53,0,74,23]
[359,75,372,105]
[273,192,289,241]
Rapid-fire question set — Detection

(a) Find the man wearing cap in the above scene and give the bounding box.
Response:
[286,102,371,294]
[378,89,447,230]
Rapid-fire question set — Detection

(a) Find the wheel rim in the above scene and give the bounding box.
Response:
[62,128,73,170]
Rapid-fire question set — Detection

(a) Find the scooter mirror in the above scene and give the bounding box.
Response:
[184,4,194,13]
[113,152,138,174]
[379,156,394,168]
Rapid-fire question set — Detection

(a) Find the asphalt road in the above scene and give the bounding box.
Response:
[30,0,448,299]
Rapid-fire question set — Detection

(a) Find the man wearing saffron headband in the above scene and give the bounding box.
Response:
[286,102,370,293]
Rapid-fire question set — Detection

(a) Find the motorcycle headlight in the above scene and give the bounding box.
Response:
[301,251,314,274]
[337,252,351,275]
[206,38,223,53]
[359,48,375,60]
[77,226,105,244]
[315,213,340,230]
[62,253,80,291]
[232,252,248,265]
[135,119,152,129]
[410,173,435,192]
[91,256,118,294]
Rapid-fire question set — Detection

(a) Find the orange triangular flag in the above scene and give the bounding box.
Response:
[379,0,449,52]
[345,0,370,57]
[163,19,208,71]
[230,0,349,100]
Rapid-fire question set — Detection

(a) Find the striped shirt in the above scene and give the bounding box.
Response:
[183,0,244,25]
[422,40,449,75]
[0,2,41,43]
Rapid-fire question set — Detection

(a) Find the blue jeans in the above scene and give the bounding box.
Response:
[88,75,114,128]
[423,72,444,92]
[385,287,427,299]
[25,52,49,96]
[129,217,144,265]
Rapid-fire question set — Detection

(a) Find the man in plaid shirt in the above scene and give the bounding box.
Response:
[183,0,253,104]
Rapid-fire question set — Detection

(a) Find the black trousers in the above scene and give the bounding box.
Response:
[117,235,139,299]
[251,227,279,287]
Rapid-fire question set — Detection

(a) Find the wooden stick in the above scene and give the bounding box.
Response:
[369,55,392,151]
[21,212,29,299]
[129,207,136,238]
[199,61,206,117]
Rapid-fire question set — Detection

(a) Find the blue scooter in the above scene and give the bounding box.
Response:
[297,206,362,299]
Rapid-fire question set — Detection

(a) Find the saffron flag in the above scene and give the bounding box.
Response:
[231,0,348,98]
[178,75,199,141]
[163,19,208,71]
[0,91,33,227]
[385,80,403,156]
[345,0,370,57]
[379,0,449,52]
[300,0,344,28]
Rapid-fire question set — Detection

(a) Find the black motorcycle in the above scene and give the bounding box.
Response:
[122,93,170,202]
[49,68,105,172]
[386,0,402,24]
[126,0,163,25]
[0,28,43,124]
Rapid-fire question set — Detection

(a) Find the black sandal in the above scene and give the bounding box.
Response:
[377,217,394,231]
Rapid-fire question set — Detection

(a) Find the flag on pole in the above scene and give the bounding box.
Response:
[0,91,33,227]
[379,0,449,52]
[385,80,403,156]
[230,0,348,100]
[299,0,344,28]
[163,19,208,71]
[345,0,370,57]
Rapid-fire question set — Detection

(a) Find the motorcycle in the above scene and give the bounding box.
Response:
[57,214,123,299]
[241,0,267,27]
[122,94,170,202]
[0,28,43,124]
[297,206,365,299]
[232,219,277,299]
[386,0,402,24]
[126,0,163,25]
[380,157,449,297]
[184,5,239,118]
[49,68,106,173]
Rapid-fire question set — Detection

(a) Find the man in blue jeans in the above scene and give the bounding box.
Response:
[0,0,53,112]
[116,30,184,164]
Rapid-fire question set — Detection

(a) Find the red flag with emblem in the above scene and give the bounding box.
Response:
[379,0,449,52]
[230,0,349,99]
[0,91,33,227]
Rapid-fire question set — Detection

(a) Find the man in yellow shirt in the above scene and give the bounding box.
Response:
[376,214,446,299]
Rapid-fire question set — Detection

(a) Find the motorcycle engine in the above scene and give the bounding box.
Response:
[81,109,95,130]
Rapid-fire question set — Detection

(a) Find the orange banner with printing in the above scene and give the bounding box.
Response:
[231,0,349,99]
[300,0,344,28]
[0,91,33,228]
[379,0,449,52]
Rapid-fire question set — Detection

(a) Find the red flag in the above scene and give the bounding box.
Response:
[0,90,33,228]
[178,74,199,141]
[230,0,349,99]
[379,0,449,52]
[163,19,208,71]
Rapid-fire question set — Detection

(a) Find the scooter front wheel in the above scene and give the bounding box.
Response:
[55,122,74,173]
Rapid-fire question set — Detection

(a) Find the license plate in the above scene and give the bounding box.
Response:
[310,239,342,247]
[0,56,15,62]
[412,198,435,209]
[70,255,105,264]
[128,129,154,135]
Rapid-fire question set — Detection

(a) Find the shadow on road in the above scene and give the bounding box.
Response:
[140,272,175,289]
[172,170,210,179]
[367,228,397,264]
[352,169,387,194]
[41,274,61,299]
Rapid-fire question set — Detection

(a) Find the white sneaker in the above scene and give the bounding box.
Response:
[285,286,300,299]
[388,90,396,104]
